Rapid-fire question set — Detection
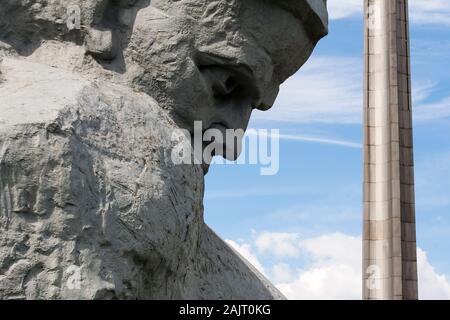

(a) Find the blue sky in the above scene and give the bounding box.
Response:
[204,1,450,299]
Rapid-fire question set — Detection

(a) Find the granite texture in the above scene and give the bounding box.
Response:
[0,0,327,299]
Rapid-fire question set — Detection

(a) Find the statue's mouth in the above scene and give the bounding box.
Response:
[203,122,229,158]
[207,121,230,131]
[202,120,244,164]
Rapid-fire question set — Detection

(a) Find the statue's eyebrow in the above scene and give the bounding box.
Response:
[196,51,252,74]
[195,49,285,110]
[195,51,263,91]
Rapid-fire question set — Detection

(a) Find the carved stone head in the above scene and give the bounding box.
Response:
[0,0,327,159]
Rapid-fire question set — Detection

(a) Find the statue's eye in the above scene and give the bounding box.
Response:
[200,65,259,105]
[196,52,261,105]
[224,77,238,94]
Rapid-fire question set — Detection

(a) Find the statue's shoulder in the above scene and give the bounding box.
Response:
[0,57,90,128]
[0,56,165,133]
[186,224,286,300]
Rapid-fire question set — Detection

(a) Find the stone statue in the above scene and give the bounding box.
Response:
[0,0,327,299]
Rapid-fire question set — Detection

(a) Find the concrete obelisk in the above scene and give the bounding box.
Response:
[363,0,418,300]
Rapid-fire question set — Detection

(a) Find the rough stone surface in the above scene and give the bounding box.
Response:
[0,0,327,299]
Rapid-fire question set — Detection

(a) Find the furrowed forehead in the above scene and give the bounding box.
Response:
[269,0,328,42]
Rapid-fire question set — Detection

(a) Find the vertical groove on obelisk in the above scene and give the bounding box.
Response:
[398,0,419,300]
[389,0,404,300]
[363,0,418,300]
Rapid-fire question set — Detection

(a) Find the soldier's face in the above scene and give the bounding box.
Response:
[128,0,316,159]
[5,0,316,149]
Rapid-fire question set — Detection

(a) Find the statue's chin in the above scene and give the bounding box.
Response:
[201,162,211,175]
[201,142,242,174]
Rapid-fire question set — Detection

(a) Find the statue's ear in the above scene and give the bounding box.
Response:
[84,0,118,61]
[84,0,150,62]
[85,28,117,61]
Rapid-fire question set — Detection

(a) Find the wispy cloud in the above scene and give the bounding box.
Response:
[409,0,450,26]
[411,81,450,122]
[253,56,362,124]
[246,130,362,149]
[327,0,450,26]
[413,81,439,104]
[278,133,362,148]
[416,151,450,208]
[327,0,362,20]
[205,186,318,200]
[414,97,450,122]
[253,54,449,125]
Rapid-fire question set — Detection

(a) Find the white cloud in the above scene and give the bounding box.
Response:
[300,233,361,267]
[228,232,450,300]
[255,232,301,258]
[276,233,362,300]
[225,239,266,275]
[418,248,450,299]
[272,263,296,284]
[278,263,361,300]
